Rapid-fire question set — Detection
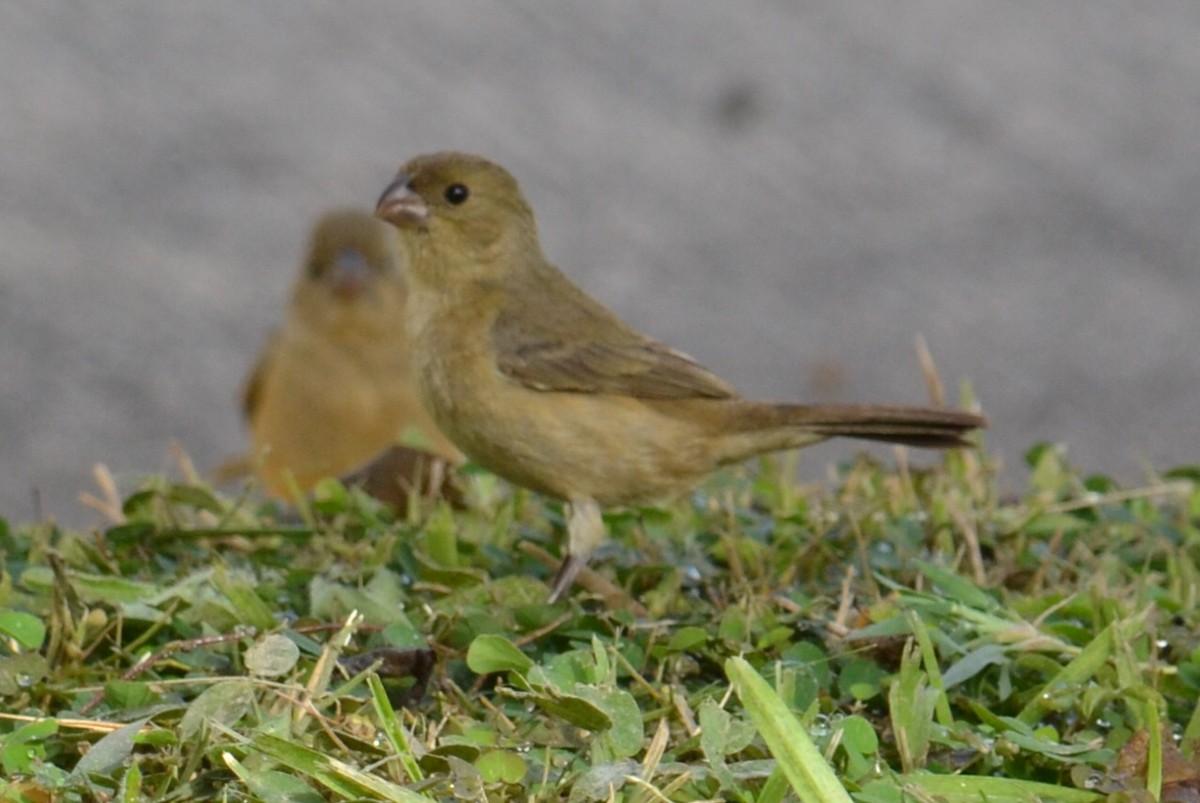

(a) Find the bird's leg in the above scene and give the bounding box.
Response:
[547,498,605,602]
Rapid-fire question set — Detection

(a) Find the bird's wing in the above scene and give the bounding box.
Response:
[240,330,281,422]
[492,270,736,400]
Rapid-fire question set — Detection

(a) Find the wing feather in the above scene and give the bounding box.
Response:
[492,266,735,400]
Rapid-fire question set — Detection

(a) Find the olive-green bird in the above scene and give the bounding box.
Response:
[227,208,462,501]
[375,153,985,600]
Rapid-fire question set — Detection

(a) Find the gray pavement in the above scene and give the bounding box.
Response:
[3,3,1198,526]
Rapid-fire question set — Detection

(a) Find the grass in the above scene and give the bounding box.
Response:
[1,440,1199,801]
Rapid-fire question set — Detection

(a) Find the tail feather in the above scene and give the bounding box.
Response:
[713,402,986,463]
[772,404,986,448]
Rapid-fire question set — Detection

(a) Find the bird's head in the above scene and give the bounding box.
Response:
[292,209,409,338]
[303,209,402,302]
[375,152,541,283]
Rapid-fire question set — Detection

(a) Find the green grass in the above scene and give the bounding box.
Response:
[2,442,1199,801]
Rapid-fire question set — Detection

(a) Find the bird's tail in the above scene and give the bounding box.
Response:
[712,401,986,465]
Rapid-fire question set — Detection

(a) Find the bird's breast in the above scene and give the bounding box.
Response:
[403,290,730,505]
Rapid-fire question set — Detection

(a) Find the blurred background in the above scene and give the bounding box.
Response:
[3,3,1198,526]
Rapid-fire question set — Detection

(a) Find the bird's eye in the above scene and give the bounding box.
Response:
[444,183,470,205]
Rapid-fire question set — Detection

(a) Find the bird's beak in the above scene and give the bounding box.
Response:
[375,175,429,229]
[327,250,372,299]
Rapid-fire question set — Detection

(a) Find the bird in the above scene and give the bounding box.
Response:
[224,208,462,503]
[374,152,986,601]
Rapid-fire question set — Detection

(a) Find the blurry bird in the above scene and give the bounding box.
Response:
[375,152,986,600]
[220,209,462,503]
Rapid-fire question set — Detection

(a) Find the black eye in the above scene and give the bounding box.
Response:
[444,183,470,205]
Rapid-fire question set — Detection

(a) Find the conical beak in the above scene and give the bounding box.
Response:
[375,175,429,229]
[326,250,372,298]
